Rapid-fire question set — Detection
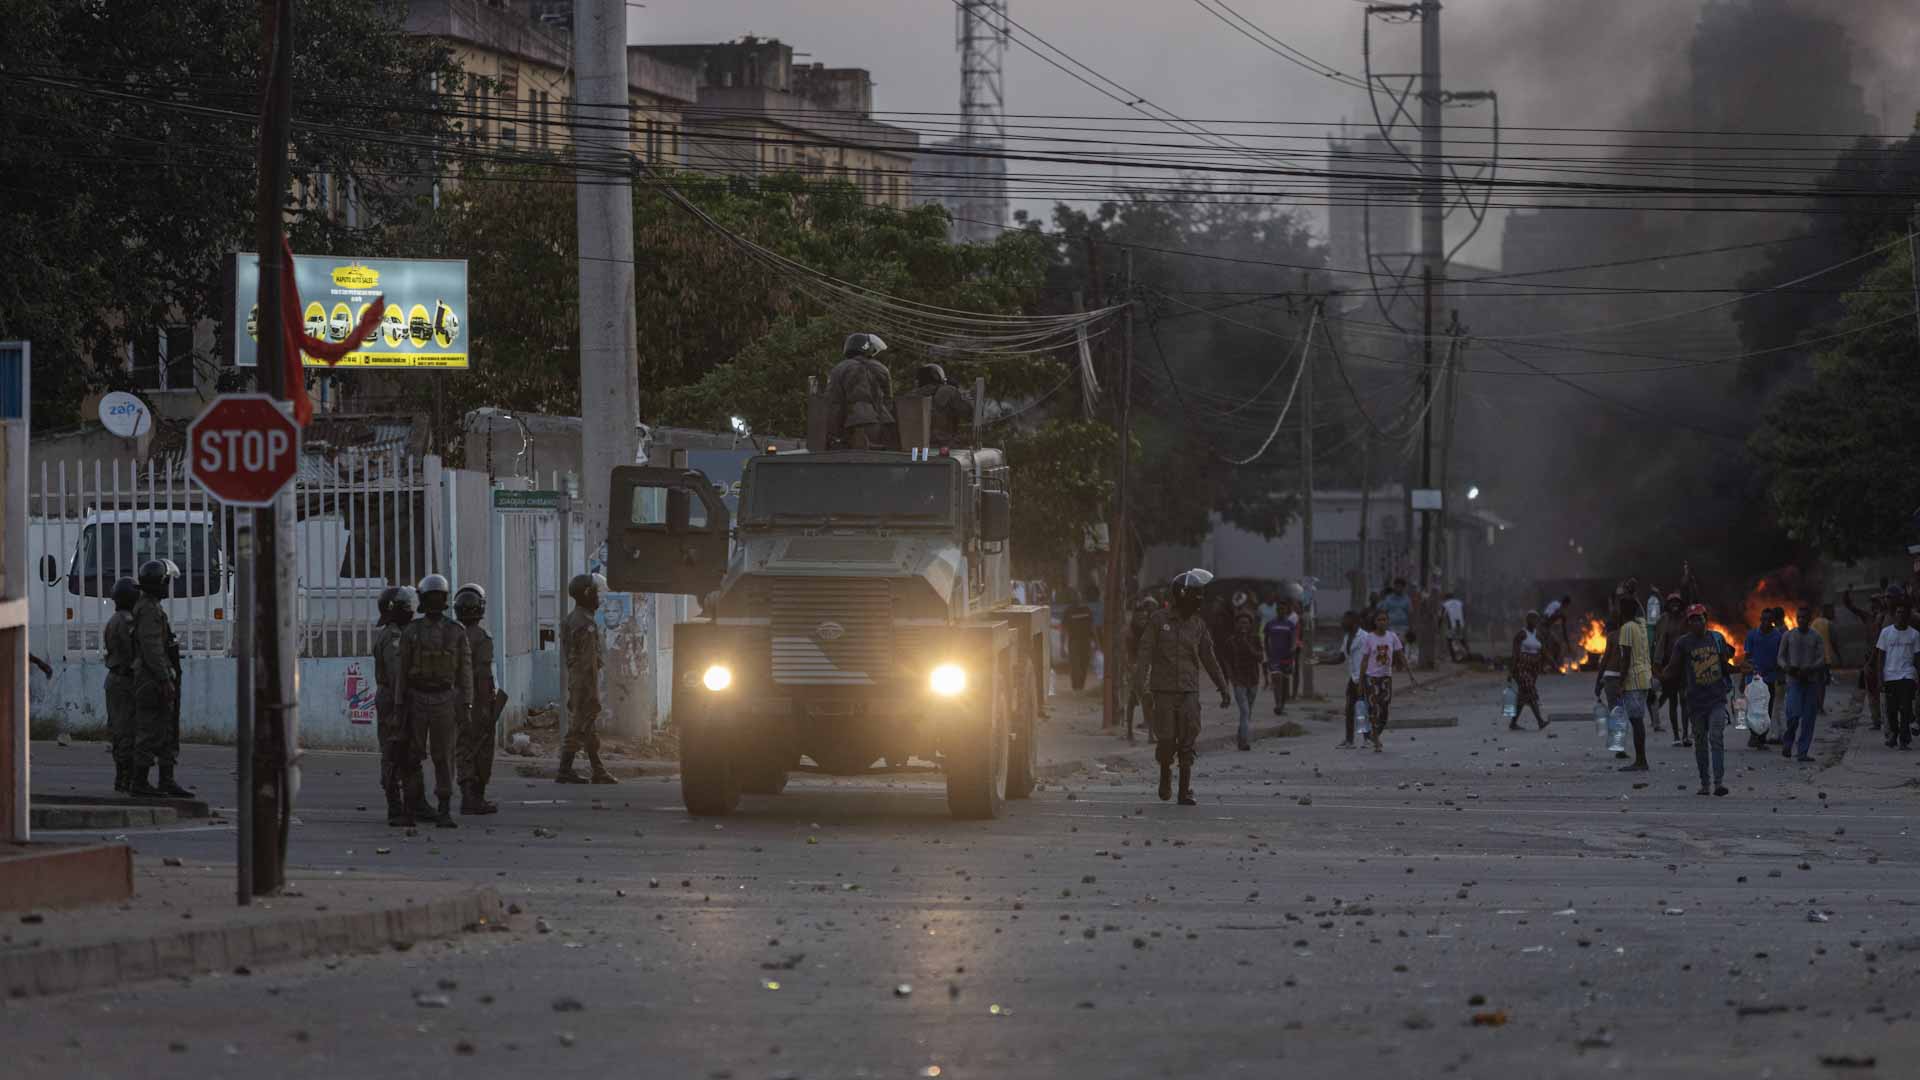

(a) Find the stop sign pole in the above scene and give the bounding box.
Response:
[188,393,300,902]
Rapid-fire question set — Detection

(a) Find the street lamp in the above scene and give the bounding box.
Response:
[1467,485,1480,501]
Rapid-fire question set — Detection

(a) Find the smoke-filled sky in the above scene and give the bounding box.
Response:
[638,0,1920,268]
[637,1,1919,592]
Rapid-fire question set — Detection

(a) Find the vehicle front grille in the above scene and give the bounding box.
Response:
[770,577,892,686]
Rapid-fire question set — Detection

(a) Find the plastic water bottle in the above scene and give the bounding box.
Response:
[1355,697,1372,737]
[1501,682,1518,721]
[1606,703,1629,754]
[1746,677,1772,736]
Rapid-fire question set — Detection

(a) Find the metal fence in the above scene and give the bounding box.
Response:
[29,451,438,661]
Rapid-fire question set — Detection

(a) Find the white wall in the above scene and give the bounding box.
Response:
[32,651,562,750]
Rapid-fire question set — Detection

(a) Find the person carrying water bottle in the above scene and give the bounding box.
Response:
[1508,611,1548,731]
[1611,594,1654,772]
[1339,611,1367,748]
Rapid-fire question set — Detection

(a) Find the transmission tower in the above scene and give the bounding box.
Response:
[955,1,1010,244]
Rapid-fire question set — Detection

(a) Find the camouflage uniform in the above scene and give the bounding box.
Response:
[129,593,179,773]
[1137,609,1229,769]
[459,619,498,793]
[825,355,895,448]
[397,613,471,807]
[560,606,604,761]
[102,609,138,786]
[373,618,407,815]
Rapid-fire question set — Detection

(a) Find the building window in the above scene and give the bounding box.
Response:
[128,326,195,392]
[476,84,489,143]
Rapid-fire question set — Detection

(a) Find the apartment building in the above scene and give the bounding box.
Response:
[630,37,919,209]
[405,0,698,165]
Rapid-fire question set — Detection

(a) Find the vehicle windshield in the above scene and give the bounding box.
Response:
[68,521,222,598]
[743,462,956,524]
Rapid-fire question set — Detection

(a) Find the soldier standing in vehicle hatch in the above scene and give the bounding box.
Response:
[557,572,618,784]
[1137,569,1231,805]
[905,362,974,446]
[397,574,469,828]
[104,577,140,793]
[825,332,895,449]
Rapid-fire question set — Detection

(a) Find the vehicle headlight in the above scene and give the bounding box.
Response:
[702,664,733,692]
[930,663,967,697]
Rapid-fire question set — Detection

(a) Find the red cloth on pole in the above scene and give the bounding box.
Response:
[275,238,382,426]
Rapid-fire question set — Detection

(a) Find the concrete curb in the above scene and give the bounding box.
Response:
[1,886,504,1000]
[30,805,179,830]
[33,793,211,819]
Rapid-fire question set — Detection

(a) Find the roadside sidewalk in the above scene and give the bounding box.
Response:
[1807,684,1920,796]
[1,863,506,999]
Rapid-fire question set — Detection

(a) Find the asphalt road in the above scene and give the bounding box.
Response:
[11,671,1920,1079]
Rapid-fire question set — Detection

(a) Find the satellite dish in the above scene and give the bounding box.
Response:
[98,391,153,438]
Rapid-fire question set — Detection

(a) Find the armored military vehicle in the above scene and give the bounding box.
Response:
[606,443,1049,819]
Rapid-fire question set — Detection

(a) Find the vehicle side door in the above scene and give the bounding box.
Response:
[607,466,730,596]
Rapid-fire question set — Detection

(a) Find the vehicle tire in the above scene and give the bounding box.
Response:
[946,663,1009,820]
[680,713,740,816]
[1006,646,1039,800]
[739,746,794,795]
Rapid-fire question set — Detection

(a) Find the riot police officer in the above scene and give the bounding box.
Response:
[373,585,417,826]
[397,574,471,827]
[1137,569,1230,806]
[556,572,616,784]
[128,559,191,798]
[824,332,894,449]
[103,576,141,793]
[453,583,500,815]
[905,362,974,446]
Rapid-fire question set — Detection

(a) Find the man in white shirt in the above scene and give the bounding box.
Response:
[1874,602,1918,750]
[1337,611,1365,748]
[1356,609,1415,753]
[1441,592,1467,661]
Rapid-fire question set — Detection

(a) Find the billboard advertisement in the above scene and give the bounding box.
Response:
[227,252,468,370]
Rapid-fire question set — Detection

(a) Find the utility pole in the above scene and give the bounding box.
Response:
[574,0,643,721]
[248,0,295,898]
[1101,250,1134,731]
[1909,204,1919,357]
[1299,285,1318,700]
[1417,0,1443,595]
[1355,438,1372,613]
[1435,311,1463,588]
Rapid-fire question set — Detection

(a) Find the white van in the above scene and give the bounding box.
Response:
[35,508,233,657]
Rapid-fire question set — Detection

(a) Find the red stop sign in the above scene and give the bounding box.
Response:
[188,394,301,506]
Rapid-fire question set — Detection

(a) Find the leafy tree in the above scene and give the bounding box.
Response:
[1020,193,1329,555]
[1752,245,1920,561]
[426,169,1061,440]
[1732,131,1920,392]
[1001,420,1120,577]
[0,0,461,430]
